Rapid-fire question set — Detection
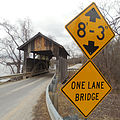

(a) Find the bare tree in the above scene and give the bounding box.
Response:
[19,18,33,43]
[0,18,33,74]
[80,1,120,90]
[99,0,120,37]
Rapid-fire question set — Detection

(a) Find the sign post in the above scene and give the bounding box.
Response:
[61,2,115,118]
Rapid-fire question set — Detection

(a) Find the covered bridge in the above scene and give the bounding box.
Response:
[18,32,69,82]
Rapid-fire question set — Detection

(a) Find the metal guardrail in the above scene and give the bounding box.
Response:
[46,74,63,120]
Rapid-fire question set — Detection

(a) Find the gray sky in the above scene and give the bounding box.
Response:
[0,0,115,55]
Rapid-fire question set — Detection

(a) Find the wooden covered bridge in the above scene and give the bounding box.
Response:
[18,32,69,82]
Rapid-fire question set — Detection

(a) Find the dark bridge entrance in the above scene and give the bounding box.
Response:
[18,32,69,82]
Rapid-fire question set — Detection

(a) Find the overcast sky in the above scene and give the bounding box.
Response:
[0,0,115,55]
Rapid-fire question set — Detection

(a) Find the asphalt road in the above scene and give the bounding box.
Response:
[0,72,53,120]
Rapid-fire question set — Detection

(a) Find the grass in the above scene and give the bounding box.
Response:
[32,92,50,120]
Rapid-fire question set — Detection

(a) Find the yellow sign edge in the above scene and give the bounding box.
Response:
[61,60,112,118]
[65,2,115,60]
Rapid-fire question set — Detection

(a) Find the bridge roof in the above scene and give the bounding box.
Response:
[18,32,69,56]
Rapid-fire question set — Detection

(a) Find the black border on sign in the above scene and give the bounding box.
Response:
[65,2,115,60]
[61,60,112,118]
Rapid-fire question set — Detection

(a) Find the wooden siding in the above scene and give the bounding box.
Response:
[34,37,41,51]
[34,37,47,51]
[41,37,45,50]
[33,36,60,57]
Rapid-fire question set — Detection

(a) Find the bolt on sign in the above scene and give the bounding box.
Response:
[65,2,115,59]
[61,2,115,118]
[61,61,112,117]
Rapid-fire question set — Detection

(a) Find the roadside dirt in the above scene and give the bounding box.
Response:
[33,92,50,120]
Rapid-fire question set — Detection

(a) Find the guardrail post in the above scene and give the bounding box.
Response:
[52,73,58,111]
[53,58,59,111]
[53,92,58,111]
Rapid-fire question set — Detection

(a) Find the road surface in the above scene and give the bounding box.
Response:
[0,72,53,120]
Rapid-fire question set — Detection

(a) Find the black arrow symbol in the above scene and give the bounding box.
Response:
[85,8,101,22]
[83,41,99,55]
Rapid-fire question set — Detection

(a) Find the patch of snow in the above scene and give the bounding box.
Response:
[68,63,82,69]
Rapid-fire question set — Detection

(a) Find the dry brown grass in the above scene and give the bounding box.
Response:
[32,92,50,120]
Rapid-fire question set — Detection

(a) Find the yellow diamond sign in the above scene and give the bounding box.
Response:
[65,2,115,59]
[61,61,112,118]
